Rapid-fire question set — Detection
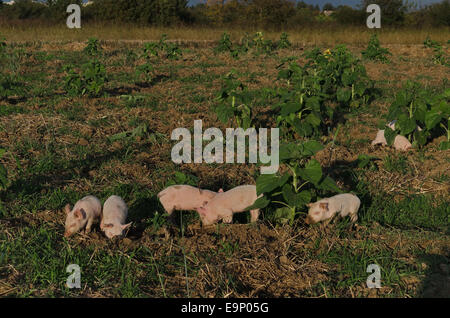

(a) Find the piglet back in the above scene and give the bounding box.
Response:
[77,195,102,217]
[103,195,128,222]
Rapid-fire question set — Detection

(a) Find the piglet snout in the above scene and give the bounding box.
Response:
[305,215,316,225]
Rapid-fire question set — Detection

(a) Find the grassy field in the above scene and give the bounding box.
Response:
[1,23,449,45]
[0,27,449,298]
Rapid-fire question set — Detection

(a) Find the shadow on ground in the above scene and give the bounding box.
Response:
[417,253,450,298]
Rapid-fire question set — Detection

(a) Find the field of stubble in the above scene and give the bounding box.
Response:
[0,28,449,298]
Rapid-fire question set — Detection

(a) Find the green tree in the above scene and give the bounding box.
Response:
[323,3,335,11]
[426,0,450,26]
[361,0,406,25]
[247,0,296,28]
[7,0,46,19]
[84,0,188,25]
[334,5,365,25]
[45,0,83,22]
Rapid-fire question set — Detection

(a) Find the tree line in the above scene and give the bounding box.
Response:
[0,0,449,28]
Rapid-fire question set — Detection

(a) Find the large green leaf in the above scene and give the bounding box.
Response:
[244,195,270,211]
[305,96,321,111]
[277,69,291,80]
[342,71,355,86]
[282,185,311,207]
[298,159,322,185]
[355,81,367,97]
[279,143,298,161]
[387,106,404,122]
[296,190,312,207]
[397,114,416,135]
[436,100,449,115]
[280,141,323,161]
[393,91,408,108]
[384,127,397,146]
[300,140,324,157]
[278,172,291,187]
[444,88,450,98]
[293,119,312,137]
[425,109,442,130]
[281,102,302,116]
[317,176,342,193]
[305,113,321,127]
[273,207,295,225]
[256,174,280,195]
[337,88,351,103]
[215,103,234,123]
[414,100,428,123]
[413,129,428,147]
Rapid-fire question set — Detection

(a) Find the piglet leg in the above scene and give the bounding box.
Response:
[250,209,260,222]
[85,217,94,233]
[371,130,387,146]
[222,214,233,223]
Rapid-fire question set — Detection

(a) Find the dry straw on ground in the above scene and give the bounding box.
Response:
[1,24,449,45]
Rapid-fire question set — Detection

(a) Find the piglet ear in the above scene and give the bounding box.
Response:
[319,202,329,211]
[64,204,71,214]
[218,188,224,193]
[121,222,132,230]
[74,208,87,219]
[74,209,81,219]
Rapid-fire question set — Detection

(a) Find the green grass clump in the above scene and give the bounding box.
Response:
[363,194,449,233]
[362,33,392,63]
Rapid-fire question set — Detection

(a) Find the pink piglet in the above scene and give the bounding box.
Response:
[195,185,262,226]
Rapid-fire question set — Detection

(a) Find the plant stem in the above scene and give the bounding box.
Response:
[441,120,450,141]
[288,165,298,192]
[297,181,309,192]
[272,201,291,209]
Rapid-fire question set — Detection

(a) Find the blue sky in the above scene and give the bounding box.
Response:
[1,0,446,9]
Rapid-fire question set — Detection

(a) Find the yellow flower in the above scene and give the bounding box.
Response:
[323,49,332,58]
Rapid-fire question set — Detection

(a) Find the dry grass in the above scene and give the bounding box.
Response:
[0,23,449,45]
